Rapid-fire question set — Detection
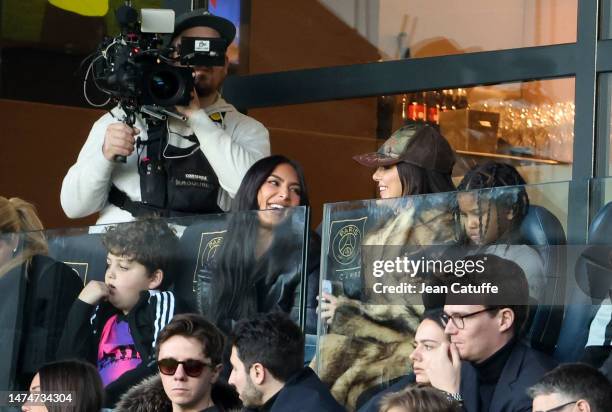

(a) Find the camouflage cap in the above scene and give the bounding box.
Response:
[353,124,455,174]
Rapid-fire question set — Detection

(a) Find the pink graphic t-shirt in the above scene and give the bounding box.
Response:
[97,314,142,386]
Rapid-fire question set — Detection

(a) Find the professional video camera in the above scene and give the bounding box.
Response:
[82,1,229,161]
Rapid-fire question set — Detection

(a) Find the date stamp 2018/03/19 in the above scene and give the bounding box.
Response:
[0,391,74,406]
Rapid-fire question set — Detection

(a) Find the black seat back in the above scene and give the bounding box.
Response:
[174,215,230,311]
[519,205,567,354]
[555,202,612,361]
[47,232,107,283]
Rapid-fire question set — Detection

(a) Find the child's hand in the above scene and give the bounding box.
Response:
[78,280,110,305]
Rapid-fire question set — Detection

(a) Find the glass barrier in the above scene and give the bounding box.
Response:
[316,181,582,410]
[249,0,577,74]
[0,207,308,398]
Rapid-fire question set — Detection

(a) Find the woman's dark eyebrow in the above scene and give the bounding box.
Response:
[269,174,300,187]
[415,338,440,344]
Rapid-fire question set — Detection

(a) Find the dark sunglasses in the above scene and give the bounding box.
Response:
[157,358,213,377]
[534,400,578,412]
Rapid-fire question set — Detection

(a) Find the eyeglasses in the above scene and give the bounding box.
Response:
[441,308,497,329]
[157,358,213,377]
[535,400,578,412]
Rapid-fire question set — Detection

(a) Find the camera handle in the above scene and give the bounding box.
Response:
[114,108,137,163]
[114,105,186,163]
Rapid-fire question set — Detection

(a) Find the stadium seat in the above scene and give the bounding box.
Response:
[174,215,230,312]
[519,204,567,354]
[554,201,612,362]
[47,232,107,283]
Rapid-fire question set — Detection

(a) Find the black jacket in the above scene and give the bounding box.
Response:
[201,232,321,335]
[9,255,83,389]
[57,290,189,408]
[357,375,415,412]
[459,341,557,412]
[246,367,345,412]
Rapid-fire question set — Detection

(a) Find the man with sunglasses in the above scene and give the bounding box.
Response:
[116,313,239,412]
[429,255,557,412]
[228,312,344,412]
[528,363,612,412]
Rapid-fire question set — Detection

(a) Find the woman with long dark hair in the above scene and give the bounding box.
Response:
[23,359,104,412]
[204,155,319,334]
[359,310,461,412]
[317,124,458,410]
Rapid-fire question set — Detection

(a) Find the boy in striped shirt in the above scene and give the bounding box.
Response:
[58,219,190,408]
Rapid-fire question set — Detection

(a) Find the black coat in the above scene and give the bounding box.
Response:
[245,367,345,412]
[202,231,321,335]
[8,255,83,389]
[459,341,557,412]
[357,375,415,412]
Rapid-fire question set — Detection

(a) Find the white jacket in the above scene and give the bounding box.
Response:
[60,95,270,225]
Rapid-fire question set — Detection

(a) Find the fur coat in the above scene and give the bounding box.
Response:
[114,374,242,412]
[314,204,455,411]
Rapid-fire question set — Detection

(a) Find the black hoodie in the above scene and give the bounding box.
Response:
[57,290,190,408]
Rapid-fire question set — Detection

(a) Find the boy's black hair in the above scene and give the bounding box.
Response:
[230,312,304,383]
[102,219,179,289]
[456,161,529,244]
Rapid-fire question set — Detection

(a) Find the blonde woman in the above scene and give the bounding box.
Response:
[0,197,82,389]
[0,197,48,277]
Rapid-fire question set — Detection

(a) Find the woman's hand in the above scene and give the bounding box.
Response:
[318,292,339,325]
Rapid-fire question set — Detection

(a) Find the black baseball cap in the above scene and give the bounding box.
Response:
[172,9,236,45]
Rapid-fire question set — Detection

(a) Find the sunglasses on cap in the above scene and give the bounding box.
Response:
[157,358,214,377]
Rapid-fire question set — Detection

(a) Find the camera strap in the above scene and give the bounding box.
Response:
[109,119,223,218]
[108,185,198,218]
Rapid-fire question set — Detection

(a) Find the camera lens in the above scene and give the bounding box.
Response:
[148,70,180,101]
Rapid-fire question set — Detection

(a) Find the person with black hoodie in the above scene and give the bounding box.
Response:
[57,219,190,408]
[228,312,345,412]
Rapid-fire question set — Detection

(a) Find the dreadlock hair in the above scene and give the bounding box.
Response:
[456,162,529,245]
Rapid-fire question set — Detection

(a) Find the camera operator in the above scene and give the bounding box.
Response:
[60,10,270,224]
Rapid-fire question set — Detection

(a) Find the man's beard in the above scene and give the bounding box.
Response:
[241,375,264,408]
[195,81,215,98]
